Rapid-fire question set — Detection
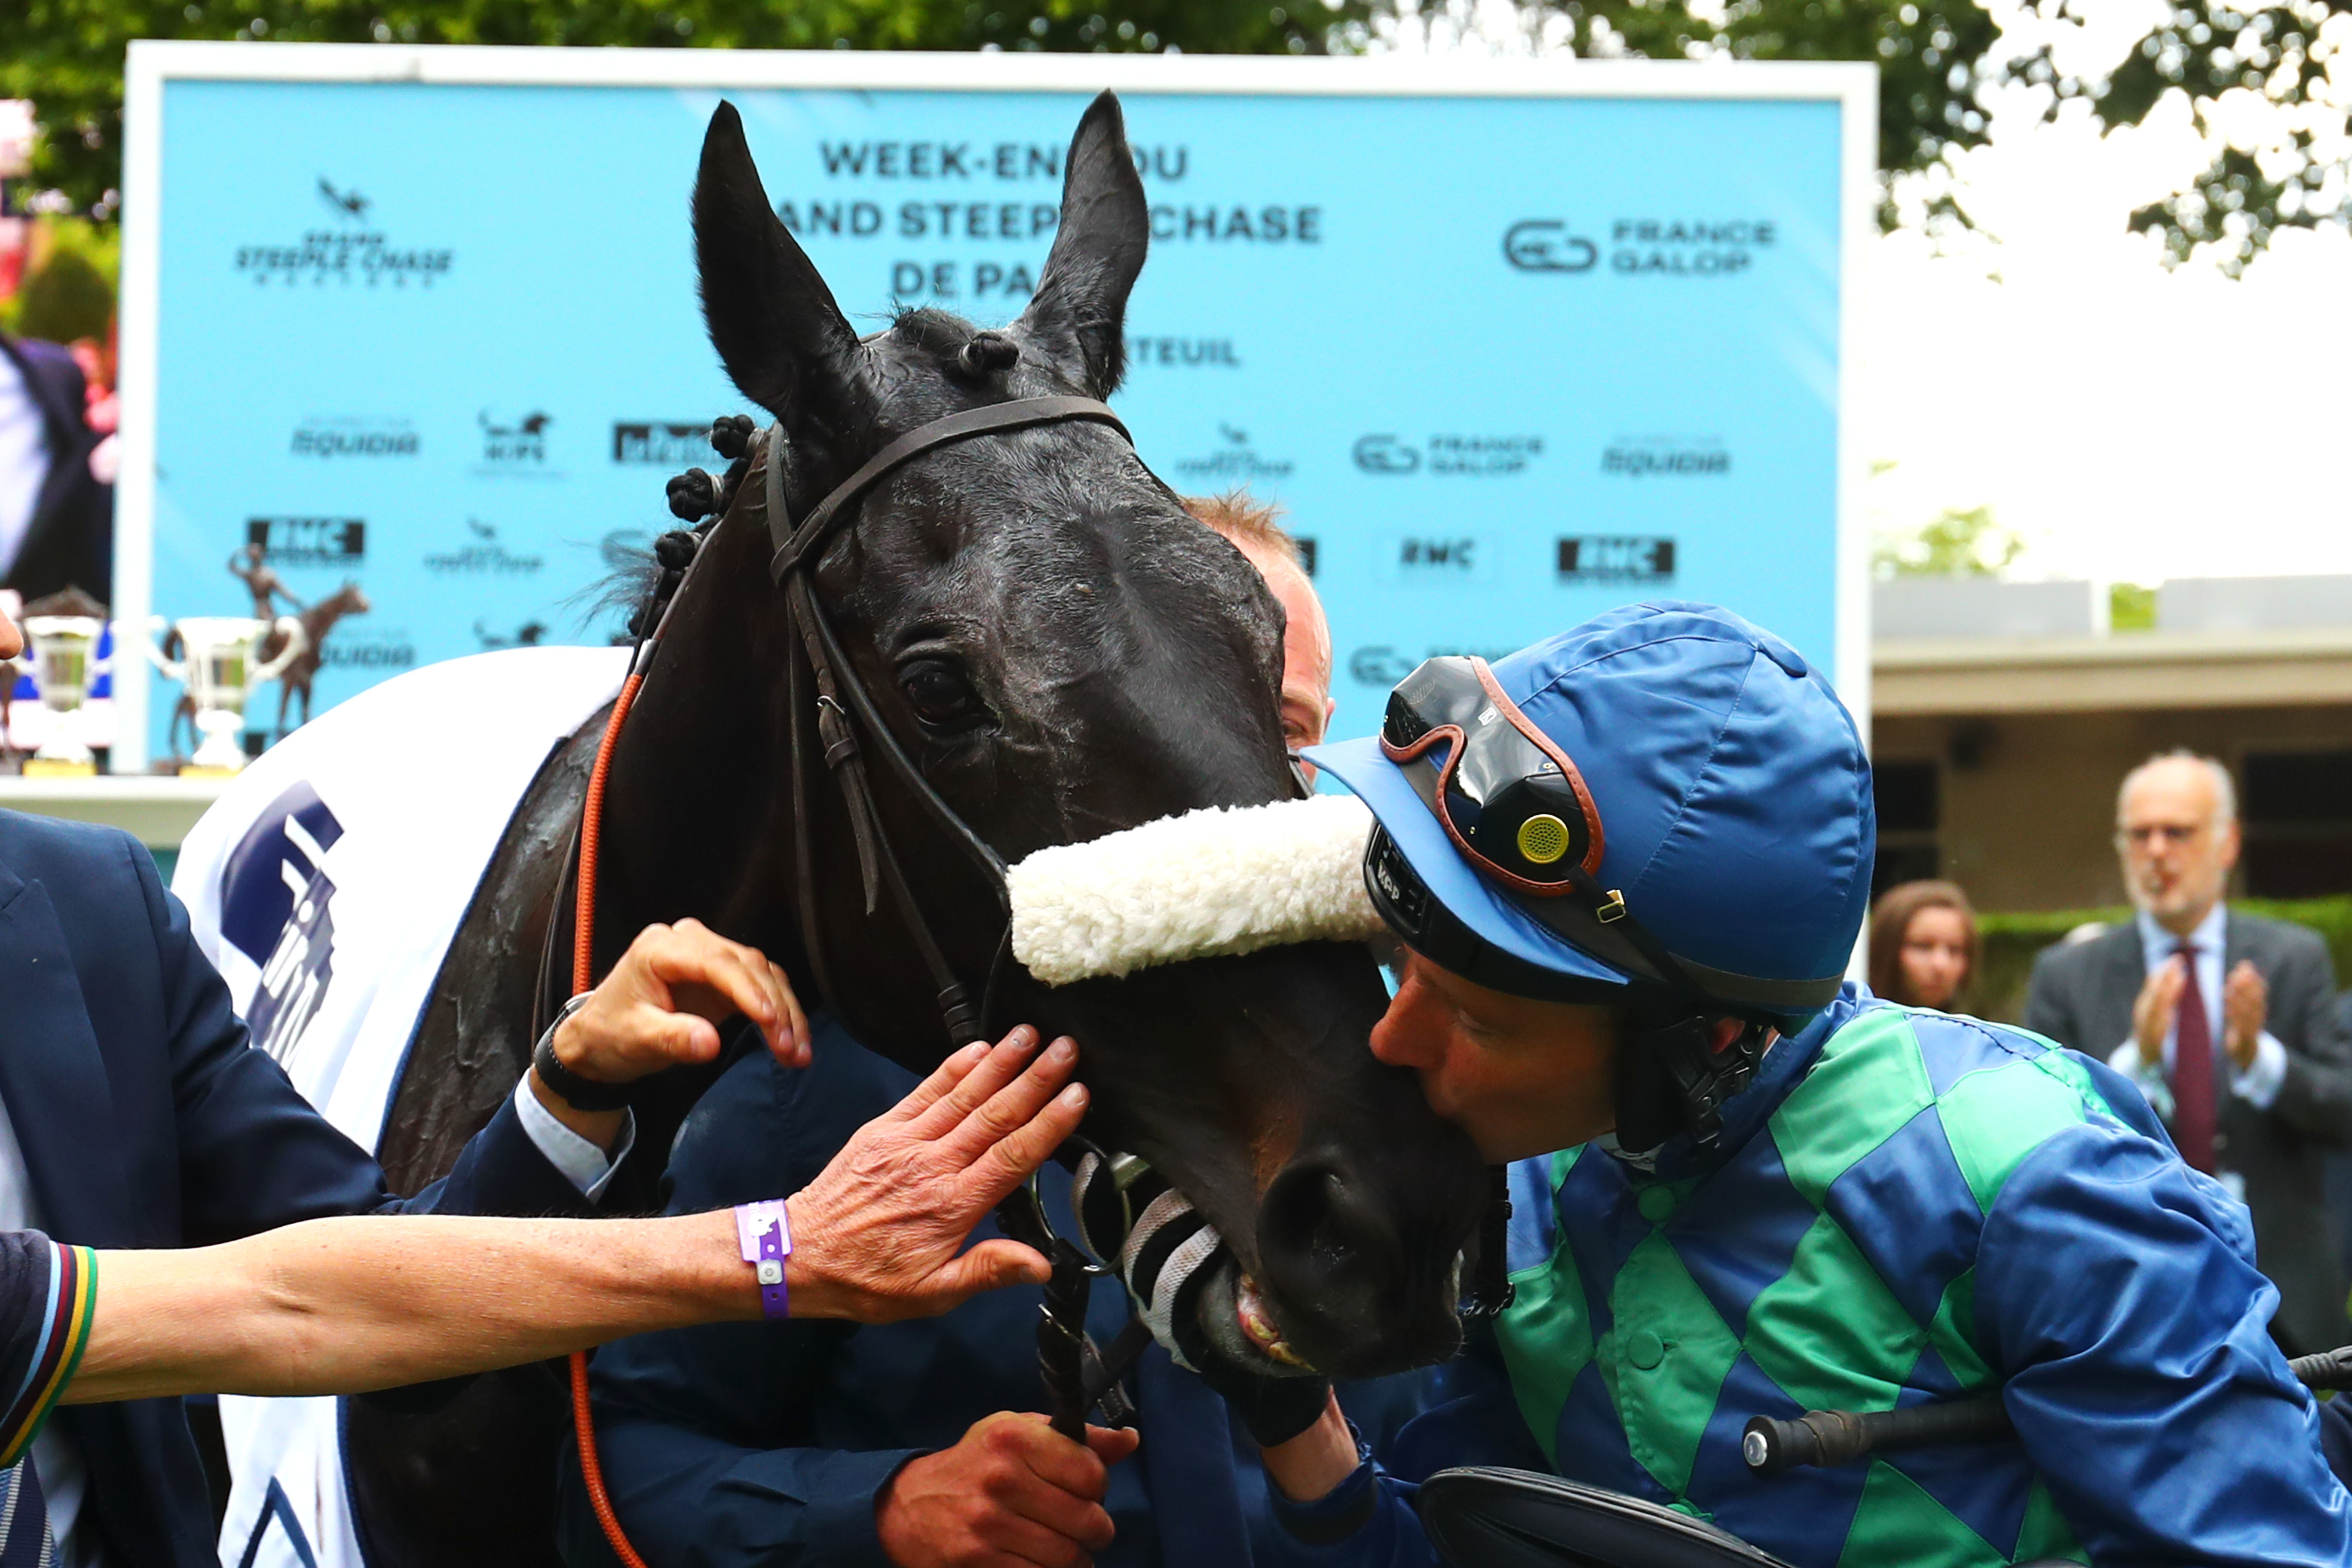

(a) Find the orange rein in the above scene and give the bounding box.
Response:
[568,668,650,1568]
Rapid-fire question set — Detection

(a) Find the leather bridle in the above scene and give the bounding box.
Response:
[757,395,1131,1048]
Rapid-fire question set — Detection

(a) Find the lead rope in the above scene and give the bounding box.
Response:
[569,660,653,1568]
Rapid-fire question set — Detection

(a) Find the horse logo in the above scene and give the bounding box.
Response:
[316,178,371,224]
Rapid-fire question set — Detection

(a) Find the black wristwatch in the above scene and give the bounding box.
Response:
[531,994,637,1112]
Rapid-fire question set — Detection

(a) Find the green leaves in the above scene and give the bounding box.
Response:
[13,0,2347,274]
[9,0,1353,210]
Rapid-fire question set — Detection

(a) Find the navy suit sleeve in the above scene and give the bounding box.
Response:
[557,1042,925,1568]
[557,1320,919,1568]
[131,828,583,1238]
[1263,1325,1549,1568]
[1978,1119,2352,1566]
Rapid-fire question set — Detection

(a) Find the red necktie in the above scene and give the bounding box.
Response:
[2172,940,2217,1174]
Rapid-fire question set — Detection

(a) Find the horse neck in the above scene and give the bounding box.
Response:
[586,512,809,981]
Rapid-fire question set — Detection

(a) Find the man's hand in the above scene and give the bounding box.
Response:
[2132,956,2188,1068]
[877,1412,1140,1568]
[2224,959,2267,1070]
[532,920,807,1148]
[785,1028,1090,1323]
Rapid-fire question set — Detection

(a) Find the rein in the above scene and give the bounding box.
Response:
[564,397,1133,1568]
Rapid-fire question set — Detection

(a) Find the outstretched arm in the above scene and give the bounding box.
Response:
[58,1029,1084,1409]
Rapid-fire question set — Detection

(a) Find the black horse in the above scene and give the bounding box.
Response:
[340,92,1490,1567]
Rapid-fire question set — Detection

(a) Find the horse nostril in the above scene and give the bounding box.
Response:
[1257,1155,1409,1332]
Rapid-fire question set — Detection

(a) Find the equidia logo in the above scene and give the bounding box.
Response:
[1503,221,1599,273]
[290,419,416,459]
[1602,436,1730,478]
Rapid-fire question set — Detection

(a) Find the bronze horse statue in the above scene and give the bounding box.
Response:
[337,93,1490,1566]
[269,580,370,736]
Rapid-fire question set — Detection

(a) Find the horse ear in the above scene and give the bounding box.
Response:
[693,103,868,439]
[1016,92,1148,399]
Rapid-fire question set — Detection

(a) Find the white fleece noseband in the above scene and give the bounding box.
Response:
[1008,795,1384,985]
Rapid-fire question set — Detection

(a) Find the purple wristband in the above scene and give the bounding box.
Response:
[733,1200,792,1320]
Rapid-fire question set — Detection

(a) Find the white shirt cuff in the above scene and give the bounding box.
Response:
[511,1078,635,1202]
[2232,1031,2289,1111]
[2110,1039,2173,1120]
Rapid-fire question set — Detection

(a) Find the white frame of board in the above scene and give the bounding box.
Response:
[115,42,1877,771]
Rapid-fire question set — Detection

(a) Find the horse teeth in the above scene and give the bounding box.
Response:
[1235,1276,1317,1371]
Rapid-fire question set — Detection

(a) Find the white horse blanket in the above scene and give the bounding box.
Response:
[171,647,625,1568]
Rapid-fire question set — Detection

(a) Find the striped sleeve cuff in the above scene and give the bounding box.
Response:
[0,1237,95,1467]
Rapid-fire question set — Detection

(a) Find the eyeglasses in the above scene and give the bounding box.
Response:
[1378,656,1608,900]
[2115,824,2204,851]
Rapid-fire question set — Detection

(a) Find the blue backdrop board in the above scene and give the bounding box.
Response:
[116,47,1874,768]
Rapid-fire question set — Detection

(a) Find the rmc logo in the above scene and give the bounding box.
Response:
[1504,220,1599,273]
[1400,538,1476,570]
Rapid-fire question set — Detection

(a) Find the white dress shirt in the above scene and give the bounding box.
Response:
[2107,903,2288,1182]
[0,348,53,581]
[0,1070,624,1566]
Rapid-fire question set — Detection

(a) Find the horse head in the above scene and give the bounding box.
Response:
[678,93,1489,1380]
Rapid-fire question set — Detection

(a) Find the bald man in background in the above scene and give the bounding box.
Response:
[2027,749,2352,1352]
[1185,492,1336,765]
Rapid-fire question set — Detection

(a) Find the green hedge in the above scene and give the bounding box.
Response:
[1973,897,2352,1025]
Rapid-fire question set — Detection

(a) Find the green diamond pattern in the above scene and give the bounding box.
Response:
[1494,1157,1594,1471]
[1935,1060,2100,1215]
[1489,1007,2122,1564]
[1832,1460,2010,1568]
[1607,1232,1746,1497]
[1769,1010,1936,1208]
[1743,1213,1932,1415]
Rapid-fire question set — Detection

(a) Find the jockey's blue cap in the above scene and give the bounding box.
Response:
[1308,602,1874,1020]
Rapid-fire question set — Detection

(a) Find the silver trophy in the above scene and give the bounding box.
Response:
[20,615,108,776]
[145,616,308,775]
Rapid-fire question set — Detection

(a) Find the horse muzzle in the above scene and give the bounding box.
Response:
[1075,1146,1484,1381]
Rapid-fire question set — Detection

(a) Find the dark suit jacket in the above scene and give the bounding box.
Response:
[2024,908,2352,1351]
[0,808,589,1568]
[0,334,112,603]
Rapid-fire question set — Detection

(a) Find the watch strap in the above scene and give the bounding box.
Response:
[531,993,637,1112]
[734,1200,792,1320]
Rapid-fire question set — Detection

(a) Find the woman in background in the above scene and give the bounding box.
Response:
[1869,879,1981,1011]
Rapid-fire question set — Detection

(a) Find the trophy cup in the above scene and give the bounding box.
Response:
[145,616,308,776]
[19,615,109,777]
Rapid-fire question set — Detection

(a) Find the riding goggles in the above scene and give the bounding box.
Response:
[1371,655,1709,1007]
[1378,657,1610,900]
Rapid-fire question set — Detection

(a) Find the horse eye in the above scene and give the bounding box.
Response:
[900,659,985,729]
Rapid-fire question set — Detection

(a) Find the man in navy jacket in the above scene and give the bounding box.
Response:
[0,332,110,600]
[0,604,809,1568]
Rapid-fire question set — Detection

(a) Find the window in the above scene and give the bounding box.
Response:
[1872,759,1939,894]
[2242,751,2352,899]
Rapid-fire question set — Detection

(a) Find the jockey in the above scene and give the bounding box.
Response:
[1246,601,2351,1567]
